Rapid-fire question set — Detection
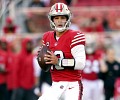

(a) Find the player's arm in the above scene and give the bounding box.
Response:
[59,31,86,70]
[45,45,86,70]
[57,45,86,70]
[71,44,86,70]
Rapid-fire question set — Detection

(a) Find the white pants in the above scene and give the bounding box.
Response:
[38,81,82,100]
[82,79,104,100]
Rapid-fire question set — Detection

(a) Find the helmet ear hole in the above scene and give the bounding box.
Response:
[51,16,54,21]
[65,15,69,20]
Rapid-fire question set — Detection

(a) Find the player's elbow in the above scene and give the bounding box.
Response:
[74,58,86,70]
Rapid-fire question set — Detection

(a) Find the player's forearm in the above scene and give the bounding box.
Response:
[74,56,86,70]
[57,45,86,70]
[71,45,86,70]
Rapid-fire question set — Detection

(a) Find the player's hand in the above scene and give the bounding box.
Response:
[44,51,58,65]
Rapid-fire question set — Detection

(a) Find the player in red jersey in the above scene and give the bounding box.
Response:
[37,2,86,100]
[82,36,104,100]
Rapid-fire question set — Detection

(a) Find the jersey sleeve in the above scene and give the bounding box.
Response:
[70,31,85,49]
[70,31,86,70]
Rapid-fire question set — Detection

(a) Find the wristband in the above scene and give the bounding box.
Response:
[61,59,75,67]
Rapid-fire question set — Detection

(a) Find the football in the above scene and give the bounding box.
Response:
[37,45,52,72]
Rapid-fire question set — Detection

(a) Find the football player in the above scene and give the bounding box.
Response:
[37,2,86,100]
[82,35,104,100]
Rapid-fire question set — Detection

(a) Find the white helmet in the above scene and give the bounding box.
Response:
[48,3,72,32]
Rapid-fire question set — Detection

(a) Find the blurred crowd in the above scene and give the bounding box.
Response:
[0,36,52,100]
[2,0,120,34]
[1,0,120,100]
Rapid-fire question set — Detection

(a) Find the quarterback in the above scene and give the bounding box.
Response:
[37,2,86,100]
